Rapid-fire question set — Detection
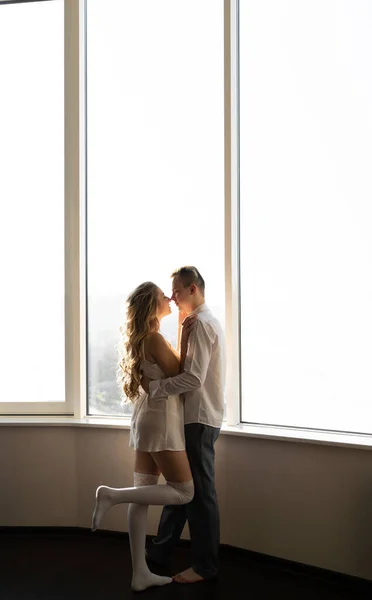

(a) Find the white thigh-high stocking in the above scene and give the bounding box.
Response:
[91,473,194,592]
[91,477,194,532]
[129,473,171,592]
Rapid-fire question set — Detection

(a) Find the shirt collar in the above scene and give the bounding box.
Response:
[190,302,208,316]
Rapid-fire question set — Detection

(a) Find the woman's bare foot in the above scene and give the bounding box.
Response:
[173,567,205,584]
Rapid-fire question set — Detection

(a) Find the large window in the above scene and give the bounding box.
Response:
[239,1,372,433]
[3,1,371,437]
[86,0,224,415]
[0,0,66,412]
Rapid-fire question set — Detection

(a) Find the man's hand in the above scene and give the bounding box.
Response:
[141,375,150,393]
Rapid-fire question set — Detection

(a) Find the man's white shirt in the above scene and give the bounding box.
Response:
[148,303,226,428]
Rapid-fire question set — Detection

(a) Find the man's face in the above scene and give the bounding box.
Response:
[171,275,191,311]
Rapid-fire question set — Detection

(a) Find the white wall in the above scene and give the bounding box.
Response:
[1,426,372,580]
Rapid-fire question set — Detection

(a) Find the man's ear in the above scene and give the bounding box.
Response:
[190,284,196,295]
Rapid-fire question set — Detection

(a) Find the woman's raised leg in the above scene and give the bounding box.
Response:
[91,450,193,531]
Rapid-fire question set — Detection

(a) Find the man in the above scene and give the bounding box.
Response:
[142,266,225,583]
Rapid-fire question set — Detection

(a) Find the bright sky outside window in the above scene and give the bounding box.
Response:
[86,0,224,415]
[0,0,64,403]
[239,0,372,433]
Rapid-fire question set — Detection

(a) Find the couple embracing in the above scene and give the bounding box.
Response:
[92,266,225,592]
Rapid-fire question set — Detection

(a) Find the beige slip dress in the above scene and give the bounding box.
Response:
[129,358,185,452]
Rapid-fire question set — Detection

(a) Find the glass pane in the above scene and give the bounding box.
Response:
[87,0,224,416]
[0,0,65,403]
[240,0,372,433]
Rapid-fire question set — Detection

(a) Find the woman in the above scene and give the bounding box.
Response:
[91,281,195,592]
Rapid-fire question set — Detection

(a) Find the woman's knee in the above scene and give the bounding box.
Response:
[167,479,194,505]
[133,472,159,487]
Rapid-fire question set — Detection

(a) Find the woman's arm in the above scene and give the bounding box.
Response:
[180,340,187,372]
[145,332,180,377]
[176,310,188,353]
[148,320,215,399]
[180,315,197,372]
[140,317,198,393]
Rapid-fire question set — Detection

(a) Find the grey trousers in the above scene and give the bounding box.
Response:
[147,423,220,579]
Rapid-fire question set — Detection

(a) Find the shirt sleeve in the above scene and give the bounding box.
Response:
[148,320,215,399]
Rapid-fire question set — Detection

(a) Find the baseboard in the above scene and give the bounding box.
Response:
[0,526,370,593]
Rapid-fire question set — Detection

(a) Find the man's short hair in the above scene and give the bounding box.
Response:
[171,266,205,295]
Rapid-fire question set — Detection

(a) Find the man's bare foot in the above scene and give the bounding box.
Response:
[173,567,205,584]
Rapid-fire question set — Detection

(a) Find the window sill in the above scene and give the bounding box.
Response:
[0,415,132,430]
[0,416,371,449]
[220,422,372,450]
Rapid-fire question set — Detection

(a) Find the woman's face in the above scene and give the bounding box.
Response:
[156,288,172,319]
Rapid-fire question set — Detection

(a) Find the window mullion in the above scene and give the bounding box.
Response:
[224,0,241,426]
[65,0,87,418]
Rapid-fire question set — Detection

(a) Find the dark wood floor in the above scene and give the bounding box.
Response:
[0,529,370,599]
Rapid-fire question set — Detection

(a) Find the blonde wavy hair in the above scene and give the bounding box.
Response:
[118,281,160,403]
